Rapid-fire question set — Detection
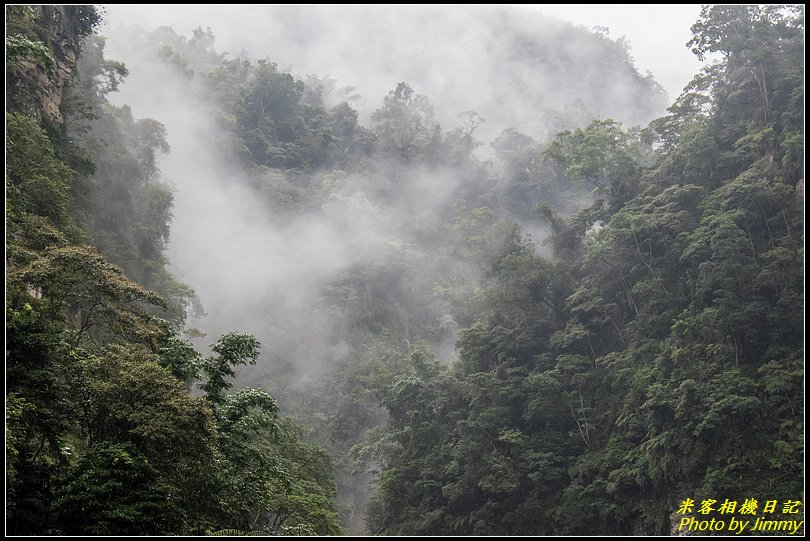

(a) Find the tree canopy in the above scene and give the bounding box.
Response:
[6,4,804,536]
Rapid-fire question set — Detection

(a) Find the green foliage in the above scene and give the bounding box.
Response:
[6,9,343,536]
[202,53,373,172]
[64,59,190,320]
[209,386,343,534]
[55,443,180,535]
[368,6,804,536]
[210,529,269,536]
[6,34,57,76]
[158,332,204,384]
[8,242,167,347]
[190,335,344,535]
[451,202,530,287]
[545,119,644,209]
[6,4,803,537]
[72,5,103,41]
[55,345,217,534]
[6,113,77,231]
[371,82,437,161]
[201,333,262,403]
[5,6,102,120]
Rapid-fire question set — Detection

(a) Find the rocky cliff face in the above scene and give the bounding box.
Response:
[7,6,88,124]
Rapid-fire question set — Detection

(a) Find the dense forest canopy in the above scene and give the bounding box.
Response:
[5,4,804,536]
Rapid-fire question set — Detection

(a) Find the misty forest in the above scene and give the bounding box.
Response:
[5,5,804,536]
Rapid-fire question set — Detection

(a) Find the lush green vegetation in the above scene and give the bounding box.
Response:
[363,6,805,534]
[6,4,804,535]
[6,6,341,535]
